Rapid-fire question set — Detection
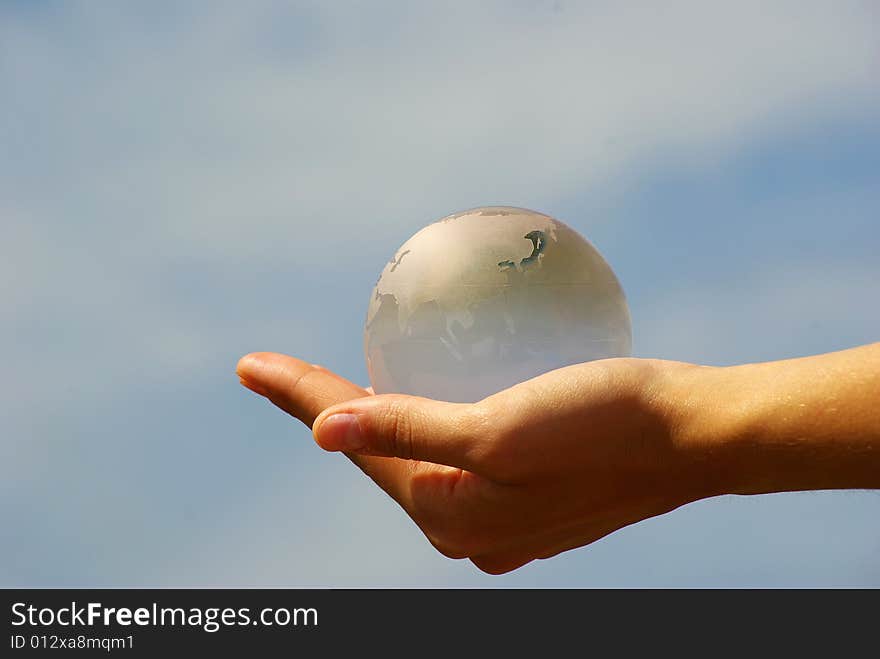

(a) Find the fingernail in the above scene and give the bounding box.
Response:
[316,413,365,451]
[236,353,266,380]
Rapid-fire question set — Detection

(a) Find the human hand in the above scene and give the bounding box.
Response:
[236,352,718,574]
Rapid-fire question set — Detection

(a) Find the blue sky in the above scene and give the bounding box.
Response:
[2,1,878,586]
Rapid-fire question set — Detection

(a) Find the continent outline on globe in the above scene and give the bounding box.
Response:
[364,206,632,403]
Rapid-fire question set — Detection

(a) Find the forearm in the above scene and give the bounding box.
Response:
[677,343,880,497]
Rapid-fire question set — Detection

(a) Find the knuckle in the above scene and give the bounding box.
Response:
[283,368,326,422]
[381,399,415,459]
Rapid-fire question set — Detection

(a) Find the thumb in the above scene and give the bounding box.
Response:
[312,394,487,471]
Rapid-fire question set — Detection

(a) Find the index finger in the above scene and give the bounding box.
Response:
[236,352,411,502]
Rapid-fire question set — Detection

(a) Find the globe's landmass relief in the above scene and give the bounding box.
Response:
[364,206,632,403]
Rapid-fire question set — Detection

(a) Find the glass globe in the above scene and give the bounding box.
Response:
[364,206,632,403]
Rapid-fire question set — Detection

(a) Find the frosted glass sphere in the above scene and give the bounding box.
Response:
[364,206,632,403]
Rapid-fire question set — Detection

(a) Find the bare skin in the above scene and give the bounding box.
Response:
[236,342,880,575]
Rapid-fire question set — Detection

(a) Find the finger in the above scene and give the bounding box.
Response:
[312,393,489,473]
[468,522,617,575]
[236,352,408,499]
[467,503,670,575]
[238,353,359,427]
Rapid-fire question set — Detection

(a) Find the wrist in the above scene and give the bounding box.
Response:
[654,360,765,499]
[667,349,880,497]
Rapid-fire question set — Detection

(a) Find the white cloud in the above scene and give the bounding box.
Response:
[3,2,878,262]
